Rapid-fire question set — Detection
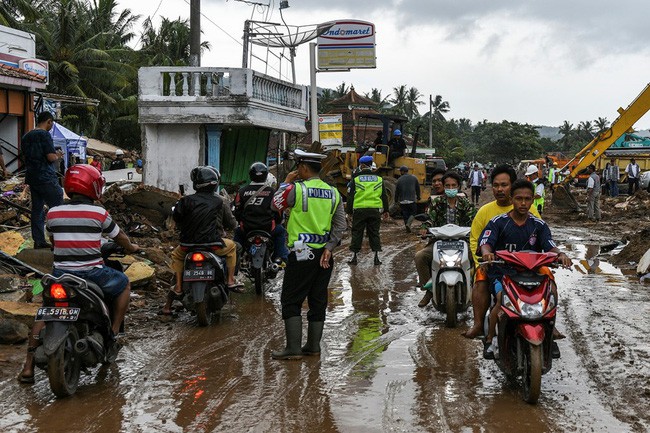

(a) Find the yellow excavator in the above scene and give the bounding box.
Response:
[553,82,650,209]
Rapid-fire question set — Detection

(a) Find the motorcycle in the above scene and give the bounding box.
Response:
[483,250,560,404]
[32,243,126,398]
[240,230,280,295]
[180,243,230,326]
[422,222,473,327]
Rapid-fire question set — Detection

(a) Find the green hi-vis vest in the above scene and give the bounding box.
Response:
[547,168,555,183]
[287,178,341,249]
[352,173,383,210]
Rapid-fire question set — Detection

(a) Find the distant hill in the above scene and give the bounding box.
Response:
[535,126,562,141]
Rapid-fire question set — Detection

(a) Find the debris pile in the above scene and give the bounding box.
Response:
[0,178,30,230]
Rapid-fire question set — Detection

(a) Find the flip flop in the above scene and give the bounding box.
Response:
[227,283,245,293]
[18,373,35,384]
[157,310,178,318]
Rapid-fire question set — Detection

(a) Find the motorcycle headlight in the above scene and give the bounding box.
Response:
[440,250,462,268]
[520,301,544,319]
[502,293,516,313]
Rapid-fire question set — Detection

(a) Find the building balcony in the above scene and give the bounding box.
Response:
[138,67,307,133]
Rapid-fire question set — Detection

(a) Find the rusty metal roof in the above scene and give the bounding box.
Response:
[0,63,46,83]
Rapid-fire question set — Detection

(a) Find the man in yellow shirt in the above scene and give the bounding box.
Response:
[462,164,541,339]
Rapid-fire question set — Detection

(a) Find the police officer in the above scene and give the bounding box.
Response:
[271,149,346,360]
[347,155,389,266]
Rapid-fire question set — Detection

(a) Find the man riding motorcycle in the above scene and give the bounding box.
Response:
[233,162,289,264]
[19,164,139,383]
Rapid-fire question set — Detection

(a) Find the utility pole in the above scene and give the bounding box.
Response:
[310,43,318,143]
[190,0,201,66]
[428,94,433,152]
[242,20,250,68]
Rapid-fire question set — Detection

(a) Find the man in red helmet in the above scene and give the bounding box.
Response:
[18,164,139,384]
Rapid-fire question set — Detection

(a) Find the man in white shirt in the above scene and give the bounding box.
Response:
[468,164,484,205]
[586,164,601,221]
[607,158,620,197]
[626,158,640,194]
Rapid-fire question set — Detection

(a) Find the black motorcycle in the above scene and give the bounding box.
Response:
[180,243,230,326]
[33,243,125,398]
[240,230,280,295]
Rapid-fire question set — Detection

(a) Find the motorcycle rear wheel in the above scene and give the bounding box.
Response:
[253,267,264,295]
[445,284,458,328]
[196,301,210,326]
[48,326,81,398]
[522,343,542,404]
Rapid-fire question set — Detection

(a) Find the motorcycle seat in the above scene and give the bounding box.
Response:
[245,229,272,238]
[180,242,225,250]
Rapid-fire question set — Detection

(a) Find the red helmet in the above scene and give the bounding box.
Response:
[64,164,105,200]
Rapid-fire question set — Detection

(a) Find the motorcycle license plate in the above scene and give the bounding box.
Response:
[439,241,464,250]
[183,269,214,281]
[35,307,80,322]
[249,245,259,255]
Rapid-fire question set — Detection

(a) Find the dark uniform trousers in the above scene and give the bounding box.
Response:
[281,248,333,322]
[350,208,382,253]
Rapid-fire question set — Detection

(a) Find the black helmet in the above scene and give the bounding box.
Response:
[190,166,220,191]
[249,162,268,183]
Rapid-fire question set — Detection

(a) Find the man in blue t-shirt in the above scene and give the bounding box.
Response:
[20,112,64,248]
[478,179,571,358]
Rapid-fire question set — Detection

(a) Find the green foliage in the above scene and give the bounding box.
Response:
[471,121,543,164]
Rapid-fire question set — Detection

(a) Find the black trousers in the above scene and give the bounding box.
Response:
[629,178,639,194]
[281,248,333,321]
[471,186,482,203]
[350,208,382,252]
[400,202,417,226]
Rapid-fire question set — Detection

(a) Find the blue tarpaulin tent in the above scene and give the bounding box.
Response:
[49,122,87,168]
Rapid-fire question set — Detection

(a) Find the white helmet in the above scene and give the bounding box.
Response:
[115,149,125,156]
[525,164,538,177]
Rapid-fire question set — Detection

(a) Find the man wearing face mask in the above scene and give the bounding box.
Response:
[415,171,476,307]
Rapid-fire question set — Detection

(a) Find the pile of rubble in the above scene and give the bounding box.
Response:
[0,181,185,345]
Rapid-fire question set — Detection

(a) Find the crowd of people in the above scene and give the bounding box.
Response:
[17,125,644,382]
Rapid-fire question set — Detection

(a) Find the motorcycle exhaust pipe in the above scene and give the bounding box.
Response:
[75,338,90,355]
[270,263,280,273]
[210,286,221,298]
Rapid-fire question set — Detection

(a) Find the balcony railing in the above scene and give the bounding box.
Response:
[139,67,306,111]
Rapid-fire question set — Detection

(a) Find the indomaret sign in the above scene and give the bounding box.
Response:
[317,20,376,70]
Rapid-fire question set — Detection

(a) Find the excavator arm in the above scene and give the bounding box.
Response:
[554,83,650,210]
[560,83,650,184]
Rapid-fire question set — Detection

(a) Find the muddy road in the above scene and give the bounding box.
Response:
[1,224,648,432]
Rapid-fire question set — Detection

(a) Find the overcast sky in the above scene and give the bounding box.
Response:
[123,0,650,129]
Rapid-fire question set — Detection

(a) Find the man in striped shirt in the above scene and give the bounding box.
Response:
[19,165,138,384]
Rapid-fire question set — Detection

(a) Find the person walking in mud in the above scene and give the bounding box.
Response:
[347,155,389,266]
[625,158,640,194]
[585,164,601,222]
[271,149,346,360]
[468,164,484,206]
[395,166,421,232]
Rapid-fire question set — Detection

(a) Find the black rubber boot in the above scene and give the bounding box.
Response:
[272,316,303,360]
[348,253,358,265]
[373,252,381,266]
[301,321,325,356]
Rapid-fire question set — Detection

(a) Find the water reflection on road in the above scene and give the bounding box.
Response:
[0,225,645,432]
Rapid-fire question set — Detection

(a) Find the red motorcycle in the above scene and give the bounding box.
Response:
[485,250,560,404]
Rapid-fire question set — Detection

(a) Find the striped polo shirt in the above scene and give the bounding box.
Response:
[46,202,120,270]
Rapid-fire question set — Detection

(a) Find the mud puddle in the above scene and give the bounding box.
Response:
[0,225,647,432]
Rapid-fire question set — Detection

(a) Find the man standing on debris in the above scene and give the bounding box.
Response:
[626,158,641,194]
[347,155,389,266]
[607,158,620,197]
[586,164,601,222]
[270,149,345,360]
[19,111,64,249]
[395,165,421,232]
[109,149,126,170]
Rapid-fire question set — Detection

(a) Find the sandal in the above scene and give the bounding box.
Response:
[483,339,495,360]
[227,283,245,293]
[18,372,35,384]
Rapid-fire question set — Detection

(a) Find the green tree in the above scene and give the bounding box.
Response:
[405,86,424,120]
[333,81,348,98]
[139,16,210,66]
[390,84,408,118]
[430,94,450,121]
[472,121,543,163]
[594,116,610,134]
[364,88,389,111]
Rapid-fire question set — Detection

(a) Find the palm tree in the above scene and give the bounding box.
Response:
[140,16,210,66]
[317,88,335,113]
[333,81,349,98]
[0,0,41,28]
[364,88,389,110]
[594,116,610,134]
[578,120,596,140]
[390,84,408,117]
[405,86,424,120]
[430,94,450,121]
